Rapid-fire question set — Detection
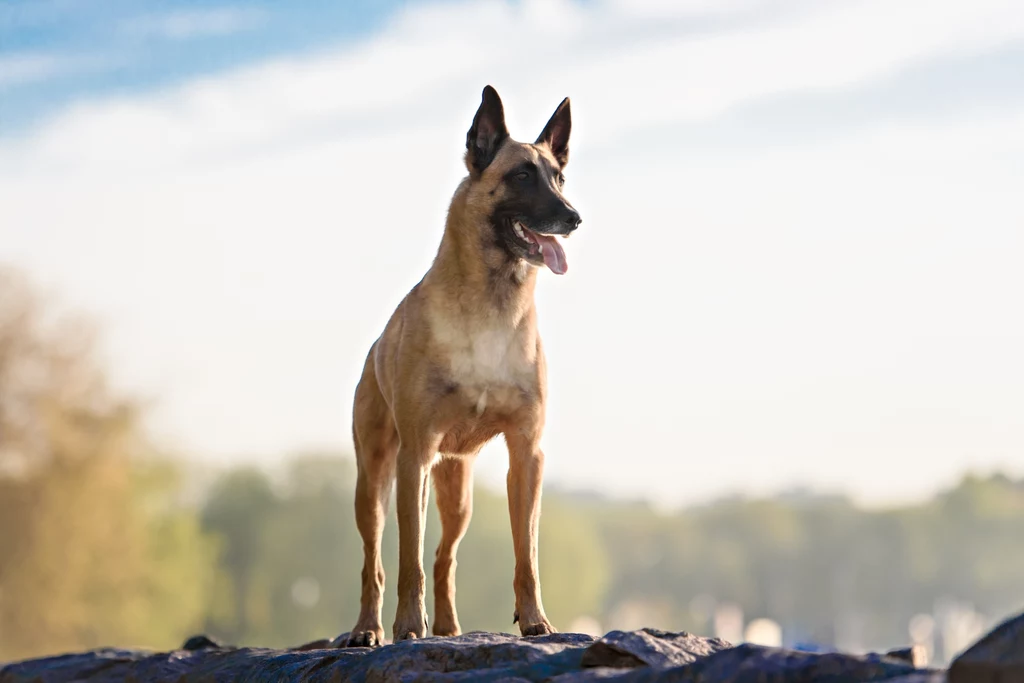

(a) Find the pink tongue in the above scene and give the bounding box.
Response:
[533,234,568,275]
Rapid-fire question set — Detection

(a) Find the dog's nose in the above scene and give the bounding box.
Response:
[565,209,582,232]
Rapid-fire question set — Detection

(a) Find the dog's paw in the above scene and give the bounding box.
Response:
[520,621,557,637]
[513,610,556,637]
[432,624,461,637]
[394,631,422,642]
[392,611,428,642]
[343,629,384,648]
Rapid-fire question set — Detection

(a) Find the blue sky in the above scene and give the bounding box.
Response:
[5,0,1024,148]
[9,0,1022,134]
[1,0,1023,507]
[0,0,414,130]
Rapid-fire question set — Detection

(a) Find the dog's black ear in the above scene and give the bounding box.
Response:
[536,97,571,167]
[465,85,509,174]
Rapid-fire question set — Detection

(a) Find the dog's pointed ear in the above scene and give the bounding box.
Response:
[465,85,509,174]
[536,97,571,167]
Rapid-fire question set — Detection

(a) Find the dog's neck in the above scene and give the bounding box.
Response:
[425,184,538,321]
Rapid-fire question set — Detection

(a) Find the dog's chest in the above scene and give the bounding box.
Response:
[432,318,535,405]
[450,328,523,384]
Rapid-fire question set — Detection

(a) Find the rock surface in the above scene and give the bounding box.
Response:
[0,628,938,683]
[580,628,731,669]
[949,611,1024,683]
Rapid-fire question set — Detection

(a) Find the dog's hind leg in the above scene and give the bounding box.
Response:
[345,351,397,648]
[431,455,474,636]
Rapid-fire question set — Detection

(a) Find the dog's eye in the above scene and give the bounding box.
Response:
[515,170,530,181]
[556,173,566,187]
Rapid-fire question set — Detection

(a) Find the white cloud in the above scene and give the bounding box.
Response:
[119,7,266,40]
[0,52,76,89]
[6,0,1024,174]
[0,50,119,91]
[1,0,1023,506]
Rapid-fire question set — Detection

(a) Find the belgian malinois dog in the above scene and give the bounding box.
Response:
[344,85,581,646]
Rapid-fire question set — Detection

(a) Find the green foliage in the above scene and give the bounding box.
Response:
[200,467,278,642]
[193,455,1024,653]
[538,497,610,628]
[0,267,216,660]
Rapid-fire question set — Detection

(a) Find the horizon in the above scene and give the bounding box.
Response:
[2,0,1023,510]
[177,448,1019,514]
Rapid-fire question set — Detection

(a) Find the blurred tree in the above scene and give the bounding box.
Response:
[200,467,278,643]
[253,454,363,646]
[537,498,609,629]
[0,267,216,660]
[195,456,614,644]
[194,451,1024,658]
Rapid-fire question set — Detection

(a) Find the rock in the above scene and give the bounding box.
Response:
[551,668,641,682]
[884,676,948,683]
[886,645,928,668]
[180,634,226,651]
[328,631,356,648]
[0,632,596,683]
[568,645,939,683]
[580,628,731,669]
[0,630,950,683]
[0,649,152,683]
[293,638,333,652]
[949,610,1024,683]
[666,644,937,683]
[357,632,595,682]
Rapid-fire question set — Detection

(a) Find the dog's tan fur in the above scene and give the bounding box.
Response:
[345,86,579,646]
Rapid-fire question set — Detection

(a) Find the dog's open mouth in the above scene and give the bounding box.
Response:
[511,220,568,275]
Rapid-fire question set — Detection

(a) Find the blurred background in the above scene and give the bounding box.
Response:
[2,0,1023,668]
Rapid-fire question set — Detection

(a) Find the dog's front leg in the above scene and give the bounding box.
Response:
[392,439,436,641]
[432,455,474,636]
[505,432,556,637]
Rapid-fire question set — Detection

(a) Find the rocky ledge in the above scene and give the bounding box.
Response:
[3,611,1022,683]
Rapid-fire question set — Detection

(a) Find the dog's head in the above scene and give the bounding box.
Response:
[463,85,581,275]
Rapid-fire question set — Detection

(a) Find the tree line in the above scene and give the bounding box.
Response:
[1,266,1021,663]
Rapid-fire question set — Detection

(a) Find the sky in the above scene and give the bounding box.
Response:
[1,0,1023,508]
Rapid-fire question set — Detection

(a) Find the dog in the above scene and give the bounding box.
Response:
[344,85,581,647]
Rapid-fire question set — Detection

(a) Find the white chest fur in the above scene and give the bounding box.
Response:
[431,315,534,391]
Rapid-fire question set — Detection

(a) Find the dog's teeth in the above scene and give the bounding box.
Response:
[513,222,526,239]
